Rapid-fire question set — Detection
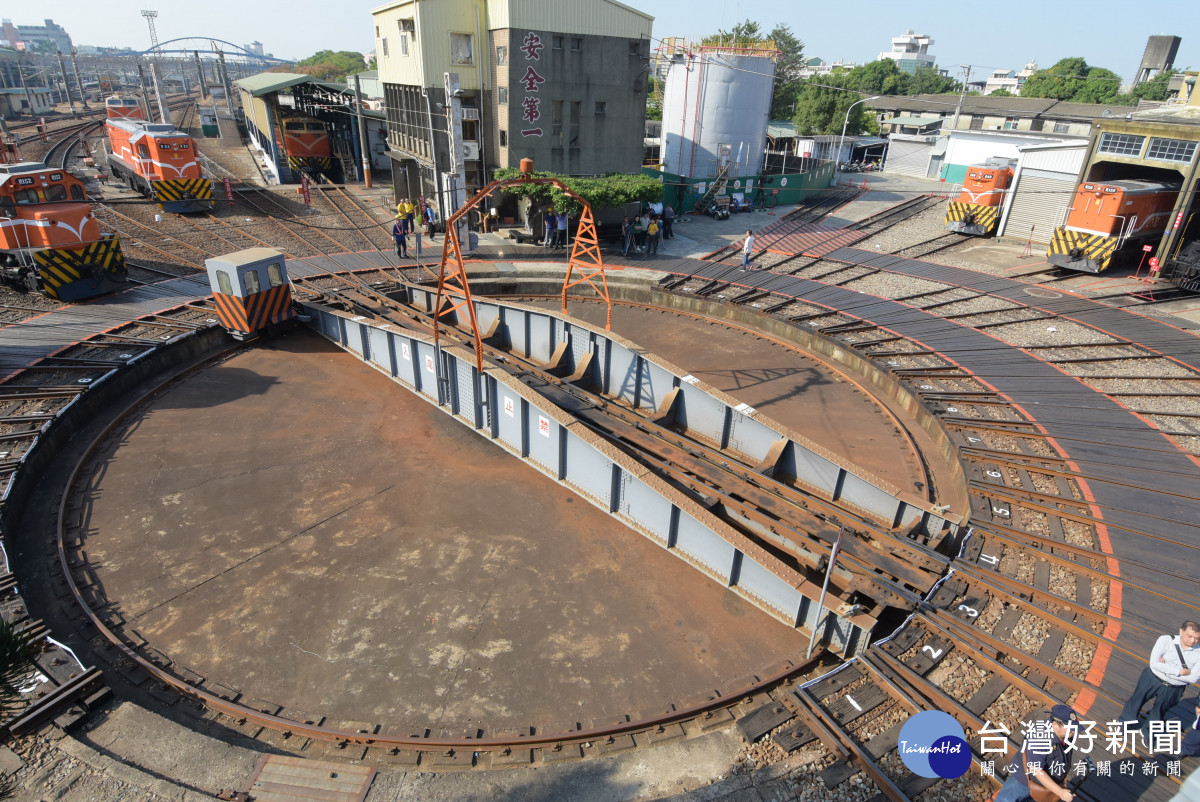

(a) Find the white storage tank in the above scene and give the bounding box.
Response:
[660,45,776,179]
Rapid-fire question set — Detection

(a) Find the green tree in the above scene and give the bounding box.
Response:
[909,65,958,95]
[1020,57,1122,103]
[646,76,662,121]
[492,169,662,215]
[792,78,874,136]
[989,88,1015,97]
[1120,69,1176,103]
[292,50,366,81]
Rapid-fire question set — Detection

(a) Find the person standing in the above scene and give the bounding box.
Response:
[404,198,416,233]
[556,210,569,249]
[647,216,661,255]
[424,202,437,242]
[392,219,408,258]
[1120,622,1200,728]
[543,208,555,247]
[741,230,755,270]
[663,205,675,239]
[621,216,634,257]
[633,215,646,252]
[994,705,1078,802]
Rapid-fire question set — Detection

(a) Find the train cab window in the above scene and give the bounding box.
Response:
[306,123,324,132]
[70,185,84,201]
[285,122,305,131]
[13,189,37,205]
[0,197,13,217]
[216,270,233,295]
[267,263,283,288]
[137,144,151,159]
[242,270,261,295]
[44,185,67,202]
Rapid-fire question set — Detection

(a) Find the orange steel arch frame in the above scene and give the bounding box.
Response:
[434,175,613,371]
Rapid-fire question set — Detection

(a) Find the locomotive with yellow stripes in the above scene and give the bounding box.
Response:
[105,107,214,213]
[0,162,127,301]
[1047,180,1179,273]
[280,114,338,181]
[945,162,1014,236]
[205,248,297,340]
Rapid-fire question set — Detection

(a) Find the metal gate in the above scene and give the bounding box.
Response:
[1002,170,1074,244]
[883,138,933,178]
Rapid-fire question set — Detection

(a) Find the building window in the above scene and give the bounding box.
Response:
[375,26,380,37]
[629,41,641,57]
[498,86,508,105]
[382,37,389,57]
[1002,117,1018,130]
[570,37,582,52]
[1147,137,1198,163]
[400,34,409,56]
[569,100,581,147]
[450,33,474,65]
[551,100,563,145]
[1097,132,1145,156]
[594,101,606,116]
[497,45,508,65]
[499,129,507,147]
[1053,121,1070,134]
[552,36,564,50]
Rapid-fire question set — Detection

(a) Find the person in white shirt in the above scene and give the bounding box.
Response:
[1120,621,1200,727]
[741,230,754,270]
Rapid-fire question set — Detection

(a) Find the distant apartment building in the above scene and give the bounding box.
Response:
[371,0,652,208]
[878,31,934,74]
[0,18,72,53]
[797,57,858,79]
[984,62,1038,96]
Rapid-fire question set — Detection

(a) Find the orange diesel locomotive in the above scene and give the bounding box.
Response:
[945,163,1014,236]
[0,162,126,300]
[105,112,214,213]
[1047,180,1179,273]
[280,115,335,178]
[104,96,145,120]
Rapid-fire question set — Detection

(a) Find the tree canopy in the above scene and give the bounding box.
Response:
[492,169,662,215]
[790,60,959,136]
[283,50,366,81]
[1020,57,1123,103]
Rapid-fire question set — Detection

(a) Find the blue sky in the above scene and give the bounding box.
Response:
[33,0,1200,83]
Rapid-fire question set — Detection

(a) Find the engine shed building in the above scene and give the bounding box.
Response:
[235,73,370,186]
[1071,100,1200,272]
[370,0,652,211]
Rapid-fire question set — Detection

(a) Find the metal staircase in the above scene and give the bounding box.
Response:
[696,162,730,215]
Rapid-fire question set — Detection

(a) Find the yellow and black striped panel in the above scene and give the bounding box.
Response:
[33,234,128,301]
[945,201,1000,235]
[288,156,334,172]
[153,178,215,212]
[213,284,294,334]
[1046,228,1118,273]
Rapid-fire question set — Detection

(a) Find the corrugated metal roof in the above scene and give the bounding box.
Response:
[767,121,797,138]
[234,73,313,97]
[885,115,944,126]
[868,94,1137,121]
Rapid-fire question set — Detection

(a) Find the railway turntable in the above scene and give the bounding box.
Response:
[3,221,1200,800]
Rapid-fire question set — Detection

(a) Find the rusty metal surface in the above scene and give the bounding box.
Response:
[521,298,951,501]
[76,329,811,731]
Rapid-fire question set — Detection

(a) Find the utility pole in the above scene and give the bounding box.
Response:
[353,73,372,187]
[70,53,89,110]
[150,61,169,124]
[216,48,234,115]
[950,64,972,131]
[193,51,206,99]
[16,62,34,118]
[56,51,77,116]
[140,10,161,52]
[136,62,156,122]
[444,71,470,252]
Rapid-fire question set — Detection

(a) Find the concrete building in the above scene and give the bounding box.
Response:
[871,95,1136,138]
[797,57,858,80]
[0,18,71,53]
[370,0,652,211]
[878,31,934,74]
[1131,35,1181,88]
[983,62,1038,96]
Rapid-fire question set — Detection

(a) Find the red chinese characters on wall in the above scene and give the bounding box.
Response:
[519,32,545,137]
